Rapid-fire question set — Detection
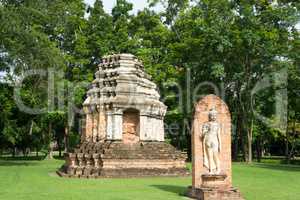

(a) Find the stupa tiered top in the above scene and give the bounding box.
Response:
[82,53,167,143]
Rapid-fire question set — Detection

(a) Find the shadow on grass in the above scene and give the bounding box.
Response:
[0,155,64,166]
[0,154,65,161]
[260,157,300,165]
[151,185,187,196]
[254,163,300,172]
[53,155,65,160]
[0,155,47,166]
[0,155,46,161]
[0,161,39,166]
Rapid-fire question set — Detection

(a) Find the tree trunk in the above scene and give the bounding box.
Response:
[245,113,254,163]
[48,122,53,159]
[256,137,262,162]
[287,119,297,164]
[234,112,243,161]
[261,141,265,157]
[64,126,69,153]
[184,118,192,161]
[285,119,291,163]
[247,118,253,163]
[239,99,248,162]
[233,132,239,161]
[241,115,247,162]
[36,147,39,157]
[23,148,26,157]
[12,147,16,157]
[23,148,30,157]
[243,135,248,162]
[57,138,62,157]
[29,120,33,135]
[285,137,289,159]
[243,55,254,163]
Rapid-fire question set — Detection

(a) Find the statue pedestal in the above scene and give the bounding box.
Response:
[201,174,227,188]
[187,174,244,200]
[187,185,244,200]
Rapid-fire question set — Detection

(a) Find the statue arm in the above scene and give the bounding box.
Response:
[202,133,206,142]
[218,126,221,152]
[202,124,208,140]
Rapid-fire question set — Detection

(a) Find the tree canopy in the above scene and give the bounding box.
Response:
[0,0,299,161]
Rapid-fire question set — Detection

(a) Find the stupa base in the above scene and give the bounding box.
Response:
[57,141,189,178]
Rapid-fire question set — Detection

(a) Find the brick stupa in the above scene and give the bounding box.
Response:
[58,54,188,178]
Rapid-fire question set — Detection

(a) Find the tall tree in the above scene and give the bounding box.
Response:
[154,0,300,162]
[111,0,138,53]
[86,0,113,69]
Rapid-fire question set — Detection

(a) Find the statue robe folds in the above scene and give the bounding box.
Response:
[202,121,221,173]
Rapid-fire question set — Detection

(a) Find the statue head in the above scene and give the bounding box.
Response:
[208,107,218,121]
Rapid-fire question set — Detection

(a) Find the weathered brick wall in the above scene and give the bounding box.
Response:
[102,159,185,169]
[85,113,93,139]
[122,110,140,144]
[58,141,189,178]
[98,111,106,139]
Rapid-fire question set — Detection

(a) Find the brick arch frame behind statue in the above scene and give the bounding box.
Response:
[191,94,232,188]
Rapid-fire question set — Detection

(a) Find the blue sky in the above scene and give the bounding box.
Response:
[84,0,163,14]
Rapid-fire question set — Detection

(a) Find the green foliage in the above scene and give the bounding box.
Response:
[86,0,113,68]
[162,0,300,161]
[0,0,299,161]
[112,0,133,22]
[0,1,64,73]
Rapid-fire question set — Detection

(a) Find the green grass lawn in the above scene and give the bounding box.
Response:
[0,158,299,200]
